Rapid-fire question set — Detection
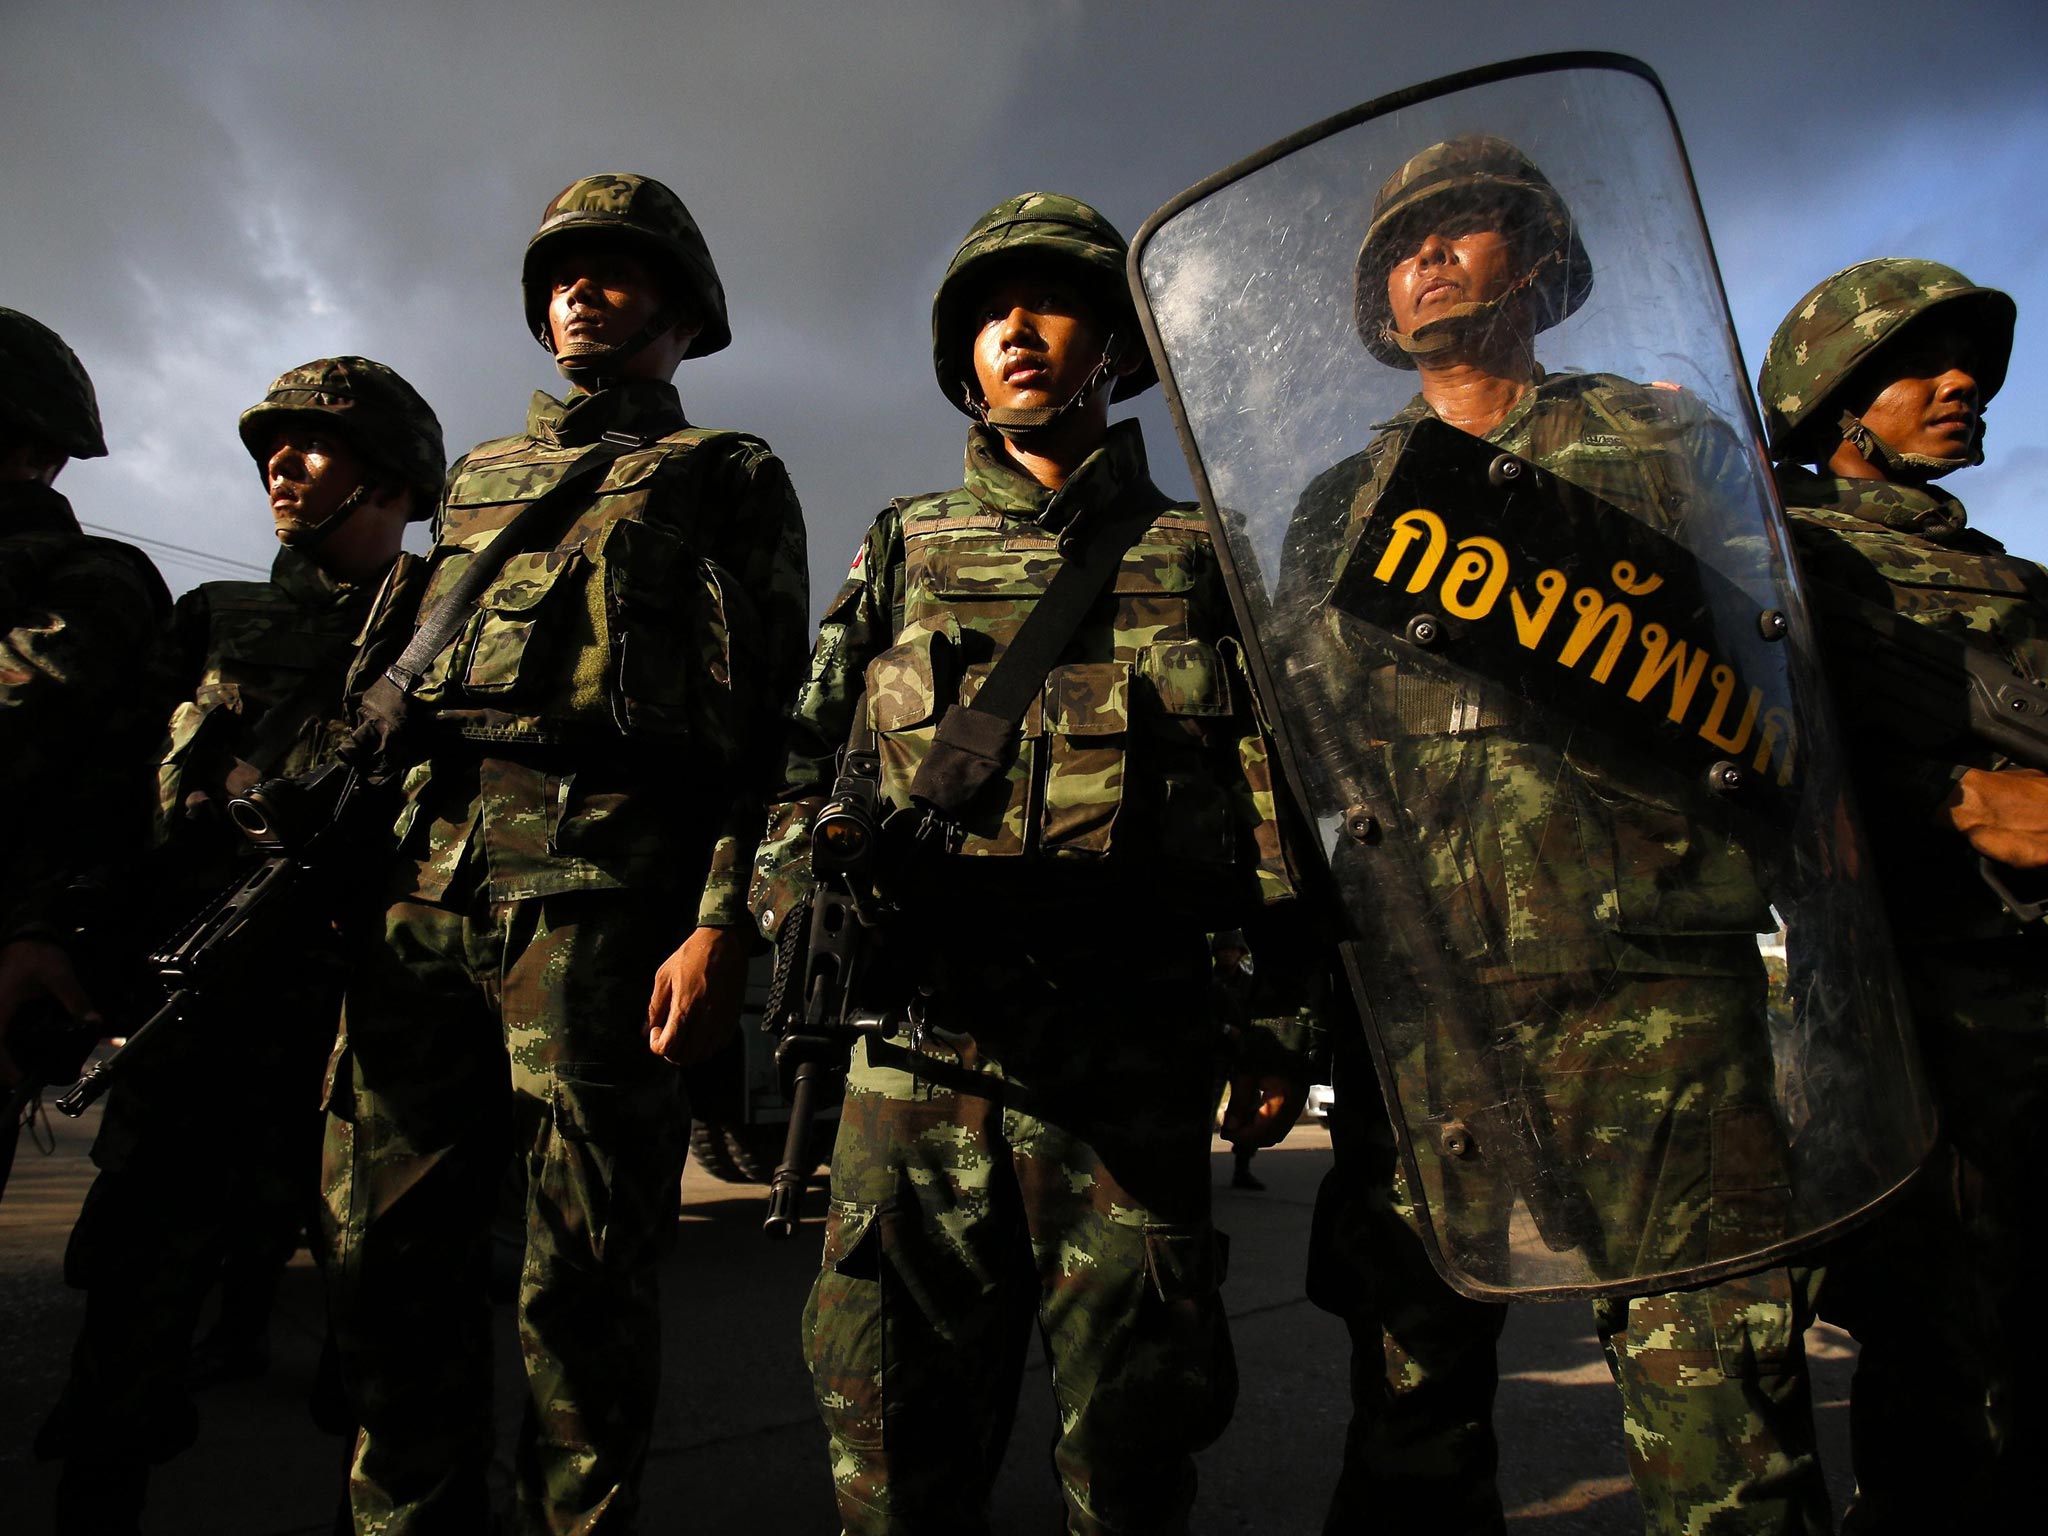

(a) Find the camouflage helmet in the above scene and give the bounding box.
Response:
[237,356,446,519]
[1353,134,1593,369]
[0,307,107,459]
[1757,258,2015,462]
[520,173,731,361]
[931,192,1156,418]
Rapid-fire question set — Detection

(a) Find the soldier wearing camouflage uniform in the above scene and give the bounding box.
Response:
[321,175,809,1534]
[37,357,443,1534]
[1292,137,1829,1536]
[751,193,1321,1536]
[0,308,168,1099]
[1759,258,2043,1523]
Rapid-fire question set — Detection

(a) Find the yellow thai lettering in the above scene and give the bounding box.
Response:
[1611,560,1665,597]
[1509,569,1569,650]
[1559,587,1632,683]
[1626,623,1710,723]
[1700,663,1763,754]
[1371,508,1448,595]
[1440,536,1510,620]
[1753,705,1798,787]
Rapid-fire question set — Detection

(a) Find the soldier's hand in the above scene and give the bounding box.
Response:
[645,925,749,1067]
[1940,767,2048,867]
[1220,1070,1308,1149]
[0,939,100,1087]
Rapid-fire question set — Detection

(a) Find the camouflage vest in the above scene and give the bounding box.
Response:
[404,403,761,764]
[1298,373,1772,975]
[157,547,379,835]
[867,422,1249,875]
[1781,467,2048,938]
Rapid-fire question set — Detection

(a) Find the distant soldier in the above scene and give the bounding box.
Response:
[751,192,1321,1536]
[0,307,167,1104]
[1761,258,2042,1523]
[35,356,442,1534]
[1210,930,1266,1191]
[321,175,809,1532]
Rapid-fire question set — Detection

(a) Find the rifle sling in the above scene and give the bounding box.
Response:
[908,482,1161,816]
[356,434,642,740]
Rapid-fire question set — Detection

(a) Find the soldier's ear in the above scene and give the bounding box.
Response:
[1106,332,1144,379]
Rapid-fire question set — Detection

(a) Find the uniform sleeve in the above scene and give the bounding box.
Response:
[746,508,903,939]
[693,444,812,930]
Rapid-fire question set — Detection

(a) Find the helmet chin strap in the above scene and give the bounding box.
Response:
[275,481,371,554]
[552,303,682,388]
[1837,409,1980,481]
[1380,248,1558,361]
[972,336,1121,438]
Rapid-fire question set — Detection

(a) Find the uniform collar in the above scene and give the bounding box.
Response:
[0,480,81,536]
[268,541,375,607]
[525,378,689,448]
[1774,464,1971,541]
[962,418,1152,534]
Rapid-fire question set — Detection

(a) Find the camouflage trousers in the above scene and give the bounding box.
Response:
[1899,936,2048,1522]
[37,961,341,1531]
[321,884,687,1536]
[805,942,1235,1536]
[1312,1088,1995,1535]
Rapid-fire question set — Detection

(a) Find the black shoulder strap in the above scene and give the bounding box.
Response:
[351,433,641,754]
[908,483,1163,815]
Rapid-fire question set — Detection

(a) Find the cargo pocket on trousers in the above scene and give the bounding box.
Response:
[544,1067,680,1269]
[804,1198,889,1450]
[1705,1265,1799,1379]
[1141,1222,1238,1451]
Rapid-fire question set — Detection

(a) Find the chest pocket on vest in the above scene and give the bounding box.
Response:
[1136,639,1236,867]
[595,517,755,756]
[445,545,584,698]
[1838,532,2048,677]
[1042,661,1129,857]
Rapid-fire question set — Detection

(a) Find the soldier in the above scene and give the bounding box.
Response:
[320,175,809,1533]
[0,308,167,1104]
[750,192,1321,1536]
[1210,930,1266,1191]
[35,356,444,1534]
[1760,258,2043,1521]
[1269,136,1890,1534]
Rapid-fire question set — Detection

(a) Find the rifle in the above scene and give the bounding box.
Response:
[761,698,909,1238]
[1821,592,2048,921]
[51,753,372,1119]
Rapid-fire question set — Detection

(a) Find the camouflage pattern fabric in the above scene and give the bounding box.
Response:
[1778,466,2047,1521]
[1756,260,2015,462]
[0,306,107,459]
[0,481,169,937]
[237,355,447,514]
[807,932,1234,1536]
[323,887,686,1535]
[326,374,807,1534]
[758,420,1316,1532]
[1297,374,1810,1530]
[38,543,386,1511]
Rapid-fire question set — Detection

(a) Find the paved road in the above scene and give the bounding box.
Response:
[0,1104,1855,1532]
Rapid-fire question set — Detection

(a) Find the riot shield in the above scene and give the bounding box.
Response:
[1130,54,1934,1298]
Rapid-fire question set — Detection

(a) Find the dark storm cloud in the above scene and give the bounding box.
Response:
[4,0,2044,598]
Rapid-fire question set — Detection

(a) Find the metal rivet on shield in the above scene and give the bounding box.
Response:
[1344,805,1379,845]
[1757,609,1789,641]
[1438,1121,1475,1159]
[1706,760,1745,794]
[1487,454,1524,487]
[1405,613,1442,648]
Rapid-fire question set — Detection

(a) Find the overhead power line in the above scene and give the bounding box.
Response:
[79,521,270,578]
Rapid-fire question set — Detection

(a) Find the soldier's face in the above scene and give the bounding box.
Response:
[1855,319,1986,464]
[1384,208,1520,335]
[264,425,368,543]
[970,273,1110,414]
[546,244,669,354]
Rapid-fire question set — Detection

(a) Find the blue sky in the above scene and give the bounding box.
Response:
[4,0,2043,604]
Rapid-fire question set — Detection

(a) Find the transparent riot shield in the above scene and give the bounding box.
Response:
[1131,54,1934,1298]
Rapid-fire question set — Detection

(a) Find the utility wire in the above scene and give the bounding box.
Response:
[79,521,270,577]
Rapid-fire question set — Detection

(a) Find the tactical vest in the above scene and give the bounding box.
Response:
[405,426,762,762]
[866,487,1249,872]
[157,570,373,832]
